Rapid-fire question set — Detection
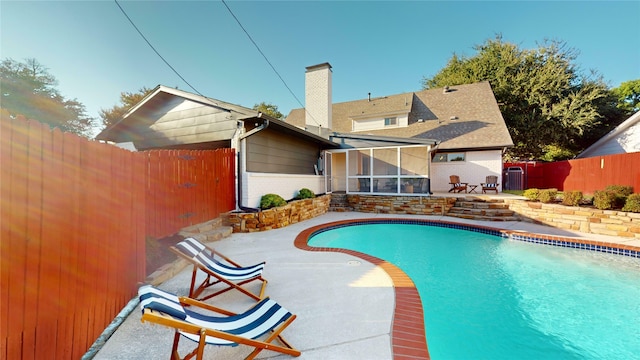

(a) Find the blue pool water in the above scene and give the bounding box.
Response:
[308,223,640,360]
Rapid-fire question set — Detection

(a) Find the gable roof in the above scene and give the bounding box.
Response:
[95,85,256,144]
[286,81,513,151]
[576,110,640,158]
[95,85,339,150]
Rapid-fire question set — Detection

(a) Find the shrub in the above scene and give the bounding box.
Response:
[593,190,618,210]
[622,194,640,213]
[523,188,540,201]
[562,191,583,206]
[260,193,287,210]
[604,185,633,197]
[538,189,558,203]
[296,188,316,200]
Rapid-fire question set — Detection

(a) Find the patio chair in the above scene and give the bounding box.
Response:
[170,237,267,302]
[138,285,300,360]
[481,175,500,193]
[448,175,468,193]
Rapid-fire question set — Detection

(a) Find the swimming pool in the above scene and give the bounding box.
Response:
[306,220,640,360]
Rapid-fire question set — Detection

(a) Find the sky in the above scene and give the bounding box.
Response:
[2,0,639,136]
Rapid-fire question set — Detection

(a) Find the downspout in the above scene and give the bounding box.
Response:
[236,113,270,212]
[231,120,243,211]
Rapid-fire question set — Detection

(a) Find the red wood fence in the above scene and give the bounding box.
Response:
[145,149,235,239]
[505,151,640,193]
[1,113,235,359]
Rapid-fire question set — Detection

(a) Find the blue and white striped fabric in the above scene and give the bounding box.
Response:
[174,238,265,281]
[485,183,497,187]
[138,285,292,346]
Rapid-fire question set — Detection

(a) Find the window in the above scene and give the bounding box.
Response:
[433,152,465,162]
[384,117,397,126]
[346,145,430,195]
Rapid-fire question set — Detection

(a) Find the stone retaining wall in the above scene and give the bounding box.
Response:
[347,194,457,215]
[225,194,331,232]
[504,199,640,238]
[225,193,640,239]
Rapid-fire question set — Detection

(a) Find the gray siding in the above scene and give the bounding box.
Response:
[246,128,321,174]
[128,96,239,149]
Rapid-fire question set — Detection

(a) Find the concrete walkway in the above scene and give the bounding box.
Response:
[93,212,639,360]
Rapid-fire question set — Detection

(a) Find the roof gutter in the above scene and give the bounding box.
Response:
[239,112,270,140]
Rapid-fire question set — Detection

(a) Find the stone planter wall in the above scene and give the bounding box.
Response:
[347,195,457,215]
[225,193,640,239]
[225,194,331,233]
[504,199,640,238]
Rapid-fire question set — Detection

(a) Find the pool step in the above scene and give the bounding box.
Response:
[447,198,520,222]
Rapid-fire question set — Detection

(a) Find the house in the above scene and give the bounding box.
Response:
[285,63,514,193]
[96,62,513,207]
[575,110,640,158]
[95,85,339,209]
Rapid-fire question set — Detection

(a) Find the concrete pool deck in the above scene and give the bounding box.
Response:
[93,212,640,360]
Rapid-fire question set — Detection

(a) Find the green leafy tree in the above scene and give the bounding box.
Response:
[612,79,640,113]
[253,102,283,120]
[1,58,95,137]
[422,36,625,161]
[99,87,154,129]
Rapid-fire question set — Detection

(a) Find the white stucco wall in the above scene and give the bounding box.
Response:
[430,150,503,192]
[241,172,326,209]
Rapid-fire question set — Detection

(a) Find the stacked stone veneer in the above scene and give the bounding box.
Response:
[504,199,640,238]
[225,193,640,238]
[347,195,457,215]
[225,194,331,233]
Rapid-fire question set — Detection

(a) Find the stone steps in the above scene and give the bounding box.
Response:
[179,217,233,242]
[329,193,353,212]
[447,198,520,222]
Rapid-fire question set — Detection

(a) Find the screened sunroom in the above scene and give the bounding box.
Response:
[323,141,436,195]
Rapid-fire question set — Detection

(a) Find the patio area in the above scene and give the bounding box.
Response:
[92,211,639,360]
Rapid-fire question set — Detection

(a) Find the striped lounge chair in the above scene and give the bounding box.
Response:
[170,237,267,301]
[138,285,300,360]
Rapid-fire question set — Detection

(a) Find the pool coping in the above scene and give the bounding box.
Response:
[293,218,640,360]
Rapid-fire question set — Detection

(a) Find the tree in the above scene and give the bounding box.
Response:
[612,79,640,113]
[422,36,624,161]
[0,58,95,137]
[99,87,154,129]
[252,102,283,120]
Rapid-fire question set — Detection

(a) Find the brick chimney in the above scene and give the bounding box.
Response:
[305,63,332,130]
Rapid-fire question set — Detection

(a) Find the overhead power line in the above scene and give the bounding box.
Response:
[115,0,320,126]
[220,0,321,126]
[114,0,204,97]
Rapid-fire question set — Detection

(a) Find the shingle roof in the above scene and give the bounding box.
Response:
[286,81,513,150]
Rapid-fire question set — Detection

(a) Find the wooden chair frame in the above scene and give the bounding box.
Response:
[141,294,300,360]
[170,238,267,302]
[448,175,468,193]
[481,175,500,193]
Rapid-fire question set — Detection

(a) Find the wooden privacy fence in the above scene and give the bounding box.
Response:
[145,148,235,239]
[505,151,640,193]
[1,113,236,359]
[1,114,146,359]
